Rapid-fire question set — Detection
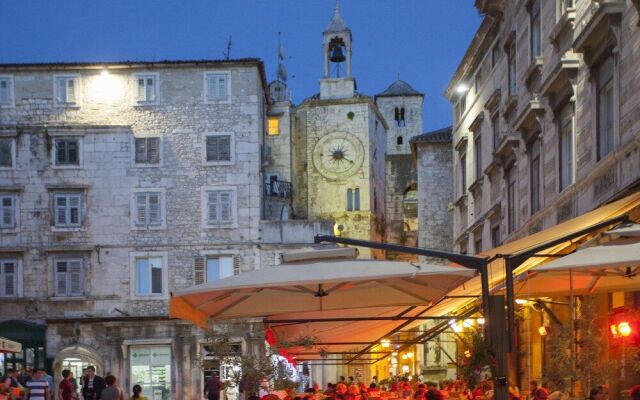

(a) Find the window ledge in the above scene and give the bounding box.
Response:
[203,223,238,229]
[52,165,83,170]
[469,177,484,194]
[48,296,87,301]
[132,163,162,169]
[0,228,19,234]
[524,57,544,89]
[51,227,86,233]
[502,95,518,117]
[549,9,576,47]
[131,225,166,231]
[483,158,501,176]
[484,88,501,112]
[203,161,235,167]
[454,194,468,208]
[454,134,469,152]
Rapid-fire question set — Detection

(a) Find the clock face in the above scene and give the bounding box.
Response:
[312,132,364,180]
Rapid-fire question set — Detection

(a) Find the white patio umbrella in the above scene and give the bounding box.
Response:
[519,240,640,296]
[170,259,475,328]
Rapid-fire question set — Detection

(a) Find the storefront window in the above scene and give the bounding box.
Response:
[130,346,171,400]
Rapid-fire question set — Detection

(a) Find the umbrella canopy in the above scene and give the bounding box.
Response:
[512,240,640,297]
[0,336,21,353]
[170,259,475,328]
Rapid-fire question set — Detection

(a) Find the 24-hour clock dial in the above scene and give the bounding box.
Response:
[312,132,364,180]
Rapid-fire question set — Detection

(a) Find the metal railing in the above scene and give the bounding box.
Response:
[264,180,292,199]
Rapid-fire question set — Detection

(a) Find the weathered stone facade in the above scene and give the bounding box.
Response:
[0,60,331,398]
[447,0,640,254]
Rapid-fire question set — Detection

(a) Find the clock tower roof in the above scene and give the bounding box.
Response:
[376,79,424,98]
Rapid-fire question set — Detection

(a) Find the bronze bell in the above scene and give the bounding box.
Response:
[330,45,346,63]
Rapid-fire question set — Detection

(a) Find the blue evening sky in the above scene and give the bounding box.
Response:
[0,1,481,132]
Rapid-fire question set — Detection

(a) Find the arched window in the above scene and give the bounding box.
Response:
[354,188,360,211]
[347,189,353,211]
[394,107,406,127]
[403,189,418,218]
[397,136,403,145]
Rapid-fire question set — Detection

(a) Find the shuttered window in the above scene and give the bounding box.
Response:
[55,76,78,104]
[205,72,229,101]
[136,257,163,295]
[194,255,240,285]
[54,138,80,166]
[206,190,233,224]
[136,74,158,102]
[0,138,14,168]
[54,193,83,227]
[134,138,160,164]
[205,135,232,162]
[55,258,83,297]
[0,260,17,297]
[0,77,12,106]
[1,195,16,228]
[134,192,162,227]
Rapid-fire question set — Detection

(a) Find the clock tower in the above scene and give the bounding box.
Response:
[292,2,387,258]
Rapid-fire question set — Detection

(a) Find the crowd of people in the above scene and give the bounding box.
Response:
[253,375,640,400]
[1,366,148,400]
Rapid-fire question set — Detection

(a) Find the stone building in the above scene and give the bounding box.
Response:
[0,59,331,399]
[445,0,640,392]
[375,81,424,259]
[447,0,640,254]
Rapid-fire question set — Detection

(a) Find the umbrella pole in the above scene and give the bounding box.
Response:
[570,268,575,398]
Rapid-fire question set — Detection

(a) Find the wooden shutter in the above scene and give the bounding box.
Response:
[220,192,232,222]
[136,193,148,225]
[194,256,205,285]
[148,138,160,164]
[66,79,76,103]
[57,78,66,102]
[56,139,67,164]
[148,193,161,225]
[206,75,217,100]
[206,136,217,161]
[207,191,219,223]
[233,255,240,276]
[69,194,81,225]
[55,261,68,296]
[135,138,147,163]
[137,78,146,101]
[1,196,13,227]
[146,78,155,101]
[55,195,67,225]
[218,136,231,161]
[3,262,15,296]
[69,260,83,296]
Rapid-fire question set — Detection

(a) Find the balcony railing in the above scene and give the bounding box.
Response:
[265,180,292,199]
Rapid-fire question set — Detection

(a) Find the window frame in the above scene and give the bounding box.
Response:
[529,138,542,215]
[529,0,542,61]
[0,137,16,170]
[0,258,20,298]
[202,132,235,166]
[53,74,80,107]
[595,55,615,162]
[52,192,84,229]
[204,71,231,104]
[134,72,159,104]
[0,75,15,108]
[558,101,575,191]
[474,133,482,181]
[53,257,85,298]
[267,116,281,136]
[195,252,239,285]
[132,136,162,167]
[0,193,18,230]
[130,252,169,299]
[202,186,238,228]
[460,152,467,196]
[508,42,517,96]
[52,136,82,169]
[491,112,501,150]
[506,166,518,234]
[131,188,166,230]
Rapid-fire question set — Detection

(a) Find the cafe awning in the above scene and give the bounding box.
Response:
[170,259,475,329]
[417,191,640,318]
[0,336,22,353]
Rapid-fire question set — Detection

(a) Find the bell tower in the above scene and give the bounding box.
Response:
[320,1,355,99]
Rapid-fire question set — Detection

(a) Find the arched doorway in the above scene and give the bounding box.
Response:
[52,344,104,387]
[0,320,47,374]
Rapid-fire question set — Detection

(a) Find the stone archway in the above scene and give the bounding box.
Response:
[52,344,104,388]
